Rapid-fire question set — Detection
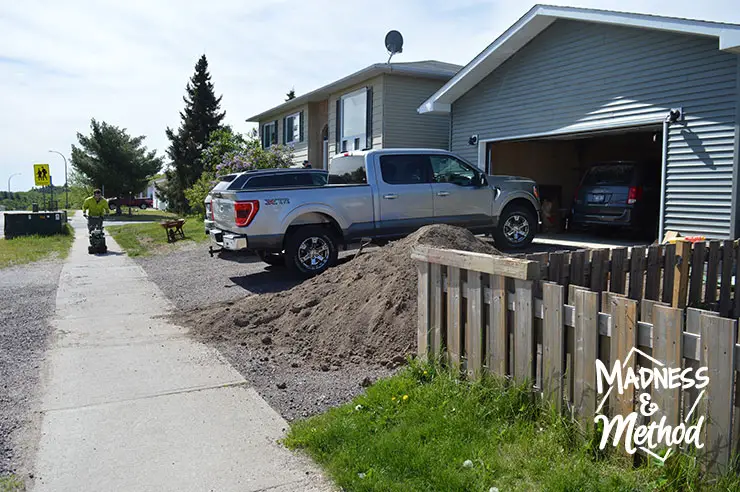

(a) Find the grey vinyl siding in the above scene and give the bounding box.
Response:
[383,75,451,149]
[452,19,738,238]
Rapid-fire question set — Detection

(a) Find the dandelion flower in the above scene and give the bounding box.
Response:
[402,395,409,401]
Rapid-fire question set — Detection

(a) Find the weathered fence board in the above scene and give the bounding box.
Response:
[645,245,662,301]
[542,282,565,411]
[488,275,507,377]
[466,270,484,377]
[673,240,691,309]
[514,279,534,384]
[417,262,431,358]
[574,289,599,428]
[629,246,646,300]
[689,242,706,307]
[705,241,721,306]
[447,266,462,368]
[610,296,638,418]
[610,248,628,295]
[430,264,443,356]
[719,240,734,316]
[662,243,676,304]
[652,304,683,428]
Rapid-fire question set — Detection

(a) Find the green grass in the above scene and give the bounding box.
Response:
[0,474,24,492]
[104,208,178,223]
[285,360,740,492]
[0,224,74,268]
[107,216,207,256]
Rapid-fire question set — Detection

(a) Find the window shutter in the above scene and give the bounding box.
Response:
[335,99,341,153]
[273,120,278,144]
[299,111,304,142]
[365,86,373,150]
[283,117,287,143]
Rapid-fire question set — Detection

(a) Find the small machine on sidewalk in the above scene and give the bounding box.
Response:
[86,215,108,254]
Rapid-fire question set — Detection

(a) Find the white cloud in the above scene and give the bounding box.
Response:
[0,0,737,191]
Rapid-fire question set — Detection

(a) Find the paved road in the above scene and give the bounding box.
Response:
[31,214,332,492]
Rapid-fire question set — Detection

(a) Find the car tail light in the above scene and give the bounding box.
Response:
[628,186,642,205]
[234,200,259,227]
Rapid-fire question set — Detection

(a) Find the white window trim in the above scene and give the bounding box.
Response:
[340,87,367,152]
[263,122,276,148]
[284,112,301,144]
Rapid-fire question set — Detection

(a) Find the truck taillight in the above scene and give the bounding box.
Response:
[628,186,642,205]
[234,200,259,227]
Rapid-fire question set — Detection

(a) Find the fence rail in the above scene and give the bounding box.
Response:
[414,244,740,472]
[517,240,740,318]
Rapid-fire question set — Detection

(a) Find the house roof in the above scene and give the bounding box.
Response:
[418,5,740,114]
[246,60,462,122]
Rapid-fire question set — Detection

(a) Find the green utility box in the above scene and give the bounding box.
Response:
[4,211,68,239]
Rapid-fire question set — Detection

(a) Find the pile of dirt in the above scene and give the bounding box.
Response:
[182,224,500,370]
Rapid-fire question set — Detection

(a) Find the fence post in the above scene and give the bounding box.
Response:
[514,279,534,385]
[466,270,484,378]
[651,304,683,429]
[689,242,706,308]
[543,282,565,411]
[628,246,646,300]
[699,313,736,473]
[672,240,691,309]
[488,275,507,377]
[416,261,431,359]
[574,289,599,428]
[430,264,443,357]
[447,266,463,370]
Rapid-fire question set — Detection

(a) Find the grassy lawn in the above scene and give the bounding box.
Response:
[285,360,740,492]
[0,474,24,492]
[107,216,207,256]
[0,224,74,268]
[105,208,178,223]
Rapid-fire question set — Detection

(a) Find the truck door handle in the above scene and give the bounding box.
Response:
[383,194,398,200]
[436,191,450,197]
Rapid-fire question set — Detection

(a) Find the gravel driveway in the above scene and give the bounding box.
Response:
[0,260,63,476]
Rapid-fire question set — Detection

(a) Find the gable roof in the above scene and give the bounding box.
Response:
[247,60,462,122]
[418,5,740,114]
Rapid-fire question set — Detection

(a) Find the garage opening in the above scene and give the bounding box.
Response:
[485,126,663,241]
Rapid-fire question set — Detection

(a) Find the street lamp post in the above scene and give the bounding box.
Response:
[48,150,68,209]
[8,172,21,193]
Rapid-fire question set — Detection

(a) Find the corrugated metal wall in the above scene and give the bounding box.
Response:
[383,75,451,149]
[452,19,738,238]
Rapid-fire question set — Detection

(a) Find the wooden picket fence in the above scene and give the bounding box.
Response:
[413,244,740,471]
[517,239,740,318]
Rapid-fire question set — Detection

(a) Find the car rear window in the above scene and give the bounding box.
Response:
[582,165,635,186]
[328,156,367,184]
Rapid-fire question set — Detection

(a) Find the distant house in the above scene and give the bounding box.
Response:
[246,60,462,169]
[139,175,167,210]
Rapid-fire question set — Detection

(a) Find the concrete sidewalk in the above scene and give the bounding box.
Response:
[31,214,331,491]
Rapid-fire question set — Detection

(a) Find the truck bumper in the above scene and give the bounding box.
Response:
[209,229,248,251]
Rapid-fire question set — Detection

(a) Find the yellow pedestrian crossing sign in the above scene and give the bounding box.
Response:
[34,164,50,186]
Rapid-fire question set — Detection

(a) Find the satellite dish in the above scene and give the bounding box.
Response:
[385,30,403,63]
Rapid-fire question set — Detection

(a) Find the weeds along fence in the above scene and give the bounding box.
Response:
[413,244,740,472]
[517,239,740,317]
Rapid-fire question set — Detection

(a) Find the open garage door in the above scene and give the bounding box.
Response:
[485,126,663,241]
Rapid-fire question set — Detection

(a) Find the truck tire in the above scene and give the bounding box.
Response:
[493,203,536,250]
[257,251,285,267]
[139,203,148,210]
[285,226,338,277]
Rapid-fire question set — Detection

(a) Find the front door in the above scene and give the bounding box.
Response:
[375,153,434,237]
[430,154,495,231]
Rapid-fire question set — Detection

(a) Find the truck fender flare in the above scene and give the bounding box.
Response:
[280,204,348,236]
[497,191,539,214]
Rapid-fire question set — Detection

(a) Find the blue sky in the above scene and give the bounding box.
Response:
[1,0,738,191]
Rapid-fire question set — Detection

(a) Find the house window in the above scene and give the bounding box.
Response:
[284,112,301,144]
[262,122,277,148]
[340,88,367,152]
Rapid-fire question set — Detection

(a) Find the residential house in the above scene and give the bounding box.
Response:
[247,61,462,169]
[419,5,740,239]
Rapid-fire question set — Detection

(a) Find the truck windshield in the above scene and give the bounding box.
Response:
[329,156,367,184]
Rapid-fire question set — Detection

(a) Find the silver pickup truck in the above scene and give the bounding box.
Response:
[208,148,541,275]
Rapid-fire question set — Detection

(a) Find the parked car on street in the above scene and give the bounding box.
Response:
[570,160,660,236]
[204,168,328,235]
[207,149,541,276]
[108,196,154,210]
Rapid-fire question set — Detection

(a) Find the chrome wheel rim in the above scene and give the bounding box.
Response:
[503,214,530,244]
[298,237,330,270]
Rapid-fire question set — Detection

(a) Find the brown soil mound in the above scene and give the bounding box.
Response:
[183,224,500,369]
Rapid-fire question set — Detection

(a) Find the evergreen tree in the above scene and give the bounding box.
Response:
[70,119,162,203]
[285,88,296,101]
[162,54,225,212]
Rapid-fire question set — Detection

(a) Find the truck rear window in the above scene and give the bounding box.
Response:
[329,156,367,184]
[245,172,327,188]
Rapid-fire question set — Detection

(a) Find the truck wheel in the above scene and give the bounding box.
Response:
[493,204,536,250]
[139,203,148,210]
[257,251,285,267]
[285,226,338,277]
